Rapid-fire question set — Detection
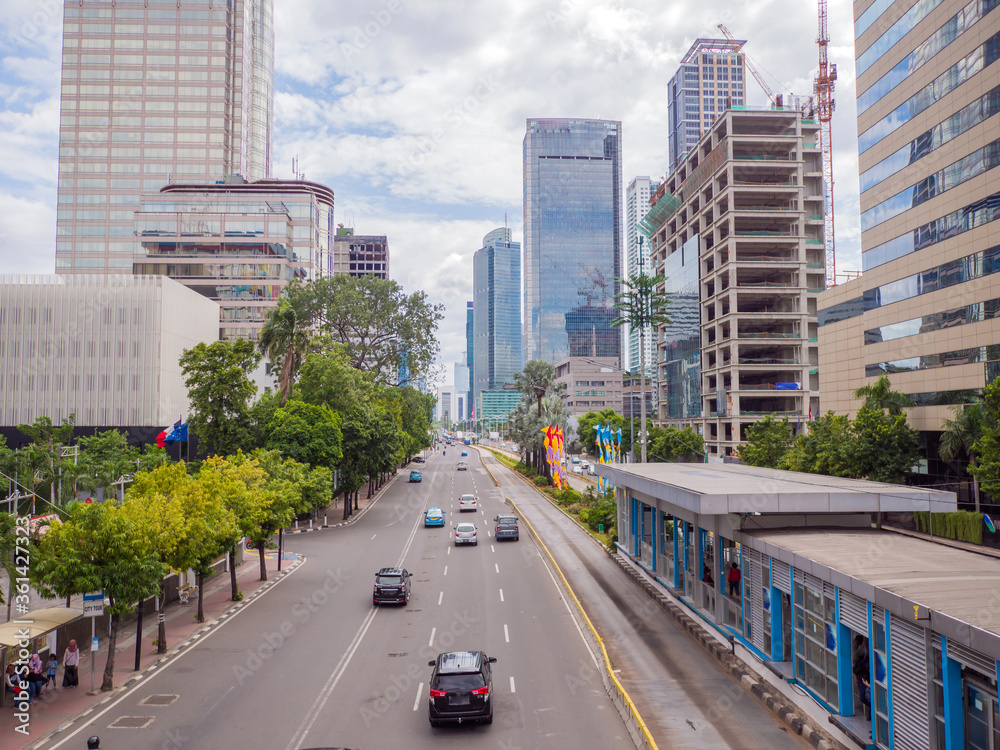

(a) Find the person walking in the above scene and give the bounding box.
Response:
[726,562,741,597]
[45,653,59,690]
[853,635,871,719]
[62,639,80,688]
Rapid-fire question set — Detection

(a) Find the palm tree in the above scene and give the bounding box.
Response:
[852,373,913,415]
[512,360,564,475]
[611,272,673,462]
[940,399,985,511]
[259,299,310,406]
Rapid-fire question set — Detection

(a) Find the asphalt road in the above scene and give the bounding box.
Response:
[39,448,628,750]
[476,445,809,749]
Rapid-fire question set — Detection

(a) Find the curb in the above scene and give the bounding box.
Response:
[24,558,306,750]
[609,553,843,750]
[281,469,402,535]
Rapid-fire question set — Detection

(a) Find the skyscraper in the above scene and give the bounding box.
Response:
[667,39,746,174]
[466,301,474,418]
[523,118,622,365]
[818,0,1000,482]
[56,0,275,274]
[332,228,389,278]
[473,228,522,410]
[624,177,659,389]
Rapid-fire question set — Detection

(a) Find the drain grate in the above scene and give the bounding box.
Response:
[387,652,408,657]
[139,694,179,706]
[109,716,155,729]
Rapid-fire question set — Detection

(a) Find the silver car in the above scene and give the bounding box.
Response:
[454,522,478,546]
[459,494,478,512]
[457,461,468,471]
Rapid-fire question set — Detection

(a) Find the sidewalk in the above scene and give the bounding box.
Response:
[2,552,297,750]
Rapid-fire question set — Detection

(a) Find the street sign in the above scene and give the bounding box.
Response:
[91,637,99,653]
[83,591,104,618]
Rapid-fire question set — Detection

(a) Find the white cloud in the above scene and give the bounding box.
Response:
[0,0,866,386]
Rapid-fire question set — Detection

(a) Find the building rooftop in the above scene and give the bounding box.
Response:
[600,462,957,515]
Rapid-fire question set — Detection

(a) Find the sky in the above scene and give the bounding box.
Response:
[0,0,861,388]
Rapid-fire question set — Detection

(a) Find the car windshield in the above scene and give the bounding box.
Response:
[457,524,475,532]
[377,575,402,585]
[434,673,485,691]
[461,495,474,501]
[497,518,516,526]
[427,509,441,515]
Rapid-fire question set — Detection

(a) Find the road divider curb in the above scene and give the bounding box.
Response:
[507,498,659,750]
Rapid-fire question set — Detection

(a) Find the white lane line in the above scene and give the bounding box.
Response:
[443,566,448,576]
[499,589,504,602]
[504,623,509,643]
[428,627,436,647]
[447,546,451,555]
[510,676,516,693]
[437,591,443,606]
[413,683,423,711]
[495,563,499,573]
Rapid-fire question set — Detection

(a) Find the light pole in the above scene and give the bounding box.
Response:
[628,370,635,463]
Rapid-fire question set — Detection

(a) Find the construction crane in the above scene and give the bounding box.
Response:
[815,0,838,286]
[717,24,778,106]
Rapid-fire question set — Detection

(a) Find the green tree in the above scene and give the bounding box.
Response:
[577,408,624,458]
[179,340,261,457]
[853,373,914,416]
[738,416,795,468]
[185,470,239,622]
[75,429,140,502]
[0,513,17,608]
[611,272,672,462]
[512,360,565,475]
[288,276,444,387]
[970,379,1000,497]
[846,404,921,483]
[16,415,76,509]
[940,399,985,511]
[399,386,434,459]
[782,412,852,476]
[265,400,343,471]
[34,501,167,691]
[295,341,377,416]
[649,425,704,462]
[258,299,310,407]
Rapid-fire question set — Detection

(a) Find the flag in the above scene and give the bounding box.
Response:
[156,419,181,448]
[165,422,188,443]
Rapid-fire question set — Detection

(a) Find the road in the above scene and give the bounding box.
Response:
[38,448,627,750]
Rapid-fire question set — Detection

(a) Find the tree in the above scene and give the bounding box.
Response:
[16,415,75,509]
[0,513,17,607]
[288,276,444,387]
[179,340,261,457]
[846,404,920,483]
[34,501,167,691]
[852,373,913,416]
[295,341,377,416]
[75,429,139,502]
[265,400,343,472]
[577,409,624,458]
[738,416,795,468]
[612,272,673,462]
[782,412,852,476]
[512,360,565,476]
[258,299,310,407]
[971,379,1000,498]
[648,425,704,462]
[399,386,435,459]
[940,399,985,511]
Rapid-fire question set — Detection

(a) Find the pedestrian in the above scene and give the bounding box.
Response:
[726,562,741,597]
[45,653,59,689]
[63,639,80,688]
[853,635,871,719]
[27,653,45,697]
[702,566,715,587]
[4,663,28,703]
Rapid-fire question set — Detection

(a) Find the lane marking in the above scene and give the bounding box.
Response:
[495,563,499,573]
[437,591,443,606]
[413,682,423,711]
[447,546,451,555]
[510,676,516,693]
[491,544,495,553]
[370,533,377,540]
[504,623,509,643]
[499,589,504,602]
[428,627,436,647]
[443,566,448,576]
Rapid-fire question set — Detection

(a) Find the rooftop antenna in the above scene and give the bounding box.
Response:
[292,156,304,181]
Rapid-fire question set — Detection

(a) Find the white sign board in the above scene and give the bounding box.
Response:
[83,591,104,618]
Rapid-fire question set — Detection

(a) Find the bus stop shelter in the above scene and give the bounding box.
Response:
[0,607,82,707]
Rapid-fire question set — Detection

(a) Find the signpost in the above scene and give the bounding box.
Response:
[83,591,104,693]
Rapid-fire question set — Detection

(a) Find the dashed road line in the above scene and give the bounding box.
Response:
[443,566,448,576]
[413,683,423,711]
[495,563,500,573]
[428,627,436,647]
[510,676,516,693]
[437,591,443,606]
[499,588,504,602]
[504,623,509,643]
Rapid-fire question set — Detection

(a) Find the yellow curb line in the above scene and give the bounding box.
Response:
[476,447,659,750]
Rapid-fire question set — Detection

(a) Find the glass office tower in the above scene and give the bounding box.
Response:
[473,228,523,407]
[55,0,274,274]
[523,118,622,365]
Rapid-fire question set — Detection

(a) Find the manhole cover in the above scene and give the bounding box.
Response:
[139,694,179,706]
[109,716,155,729]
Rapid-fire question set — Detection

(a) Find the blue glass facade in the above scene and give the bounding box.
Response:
[523,119,622,365]
[661,236,701,421]
[473,228,523,409]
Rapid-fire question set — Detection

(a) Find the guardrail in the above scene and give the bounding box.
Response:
[475,448,658,750]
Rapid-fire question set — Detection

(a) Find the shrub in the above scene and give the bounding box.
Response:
[913,510,983,544]
[533,475,549,487]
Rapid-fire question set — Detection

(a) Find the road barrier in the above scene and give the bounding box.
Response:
[474,448,657,749]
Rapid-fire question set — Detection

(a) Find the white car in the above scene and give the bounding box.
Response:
[457,461,468,471]
[459,494,478,512]
[454,522,478,545]
[571,464,583,475]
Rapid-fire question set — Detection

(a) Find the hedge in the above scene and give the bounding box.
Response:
[913,510,983,545]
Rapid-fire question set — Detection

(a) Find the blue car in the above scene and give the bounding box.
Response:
[409,470,422,483]
[424,507,445,527]
[461,450,468,456]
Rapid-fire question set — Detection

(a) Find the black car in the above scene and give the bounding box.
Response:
[428,650,496,726]
[494,514,519,541]
[372,567,411,605]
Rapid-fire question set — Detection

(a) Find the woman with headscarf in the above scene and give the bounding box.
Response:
[27,653,45,698]
[62,639,80,688]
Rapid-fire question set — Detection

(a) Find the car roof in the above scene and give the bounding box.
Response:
[496,514,517,521]
[426,506,442,512]
[376,567,405,576]
[460,493,475,499]
[434,651,483,673]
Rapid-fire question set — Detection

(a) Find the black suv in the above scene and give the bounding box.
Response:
[427,650,496,726]
[372,567,411,605]
[494,514,519,541]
